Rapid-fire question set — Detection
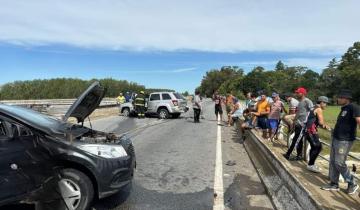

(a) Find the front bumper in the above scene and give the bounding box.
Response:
[96,147,136,199]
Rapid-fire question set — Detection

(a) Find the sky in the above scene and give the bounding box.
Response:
[0,0,359,92]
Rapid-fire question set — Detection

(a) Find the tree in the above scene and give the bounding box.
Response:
[196,41,360,103]
[198,66,244,97]
[242,66,271,94]
[320,59,341,100]
[275,60,286,71]
[337,42,360,102]
[0,78,146,100]
[182,91,189,97]
[327,58,338,68]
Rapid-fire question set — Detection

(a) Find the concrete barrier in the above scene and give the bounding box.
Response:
[244,129,324,210]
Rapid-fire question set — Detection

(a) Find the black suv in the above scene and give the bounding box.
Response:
[0,82,136,210]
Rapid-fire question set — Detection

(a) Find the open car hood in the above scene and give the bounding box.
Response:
[63,81,106,123]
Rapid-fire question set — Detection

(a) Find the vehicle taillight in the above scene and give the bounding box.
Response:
[172,100,178,106]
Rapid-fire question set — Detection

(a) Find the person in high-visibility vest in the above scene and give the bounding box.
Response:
[116,93,126,104]
[134,91,146,118]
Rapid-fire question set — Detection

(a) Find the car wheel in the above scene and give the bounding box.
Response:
[158,108,169,119]
[122,108,130,117]
[37,168,94,210]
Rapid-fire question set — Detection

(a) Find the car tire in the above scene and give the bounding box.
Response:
[122,108,130,117]
[37,168,94,210]
[158,108,169,119]
[60,168,94,210]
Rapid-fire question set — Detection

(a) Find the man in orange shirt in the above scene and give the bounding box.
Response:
[252,93,270,139]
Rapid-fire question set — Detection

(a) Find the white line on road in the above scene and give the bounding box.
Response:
[213,115,224,210]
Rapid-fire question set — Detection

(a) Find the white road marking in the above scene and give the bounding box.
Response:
[213,115,224,210]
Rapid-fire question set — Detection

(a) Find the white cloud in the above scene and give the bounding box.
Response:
[83,67,198,74]
[283,58,331,70]
[224,57,333,71]
[0,0,359,53]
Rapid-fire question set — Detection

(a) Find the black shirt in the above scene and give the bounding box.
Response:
[333,103,360,141]
[213,94,222,107]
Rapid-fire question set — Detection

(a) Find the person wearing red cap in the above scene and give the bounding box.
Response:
[283,87,314,161]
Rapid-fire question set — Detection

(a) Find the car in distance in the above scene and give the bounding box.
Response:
[0,81,136,210]
[120,92,188,119]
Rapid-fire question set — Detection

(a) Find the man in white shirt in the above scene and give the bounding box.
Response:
[193,90,202,123]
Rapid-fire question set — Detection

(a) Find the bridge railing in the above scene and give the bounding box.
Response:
[0,98,117,106]
[0,98,118,116]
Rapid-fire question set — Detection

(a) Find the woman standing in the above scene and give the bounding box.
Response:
[305,96,330,173]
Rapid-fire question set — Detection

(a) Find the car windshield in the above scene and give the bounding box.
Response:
[0,105,64,132]
[174,93,185,100]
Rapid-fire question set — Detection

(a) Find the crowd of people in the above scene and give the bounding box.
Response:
[211,87,360,195]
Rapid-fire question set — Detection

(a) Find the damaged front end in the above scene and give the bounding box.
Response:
[75,130,135,160]
[0,82,135,209]
[22,130,136,207]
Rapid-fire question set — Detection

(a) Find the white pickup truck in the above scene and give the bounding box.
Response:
[120,92,189,119]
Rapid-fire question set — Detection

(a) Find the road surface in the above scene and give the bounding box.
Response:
[91,100,273,210]
[3,100,274,210]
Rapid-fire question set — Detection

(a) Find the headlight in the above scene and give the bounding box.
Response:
[78,144,128,158]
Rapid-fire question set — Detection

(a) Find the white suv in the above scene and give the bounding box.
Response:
[146,92,188,119]
[120,92,188,119]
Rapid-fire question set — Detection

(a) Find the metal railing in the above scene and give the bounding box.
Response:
[277,123,360,180]
[0,98,117,106]
[0,98,118,116]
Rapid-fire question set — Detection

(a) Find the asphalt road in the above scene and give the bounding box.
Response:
[91,100,274,210]
[3,100,274,210]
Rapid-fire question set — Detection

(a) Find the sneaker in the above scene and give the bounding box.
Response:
[289,156,303,161]
[321,183,340,191]
[282,153,290,160]
[346,183,359,195]
[307,165,320,173]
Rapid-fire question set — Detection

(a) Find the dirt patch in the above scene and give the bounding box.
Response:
[67,106,120,123]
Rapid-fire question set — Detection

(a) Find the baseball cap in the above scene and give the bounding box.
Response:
[295,87,307,95]
[272,92,279,97]
[317,96,329,103]
[337,89,352,99]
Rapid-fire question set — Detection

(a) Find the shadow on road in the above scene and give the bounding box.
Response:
[92,182,132,210]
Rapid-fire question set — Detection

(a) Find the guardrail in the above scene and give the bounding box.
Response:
[0,98,117,106]
[0,98,118,116]
[278,122,360,180]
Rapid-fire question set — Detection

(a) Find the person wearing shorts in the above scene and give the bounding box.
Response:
[215,105,223,118]
[212,91,223,123]
[283,93,299,133]
[268,92,286,139]
[252,93,270,139]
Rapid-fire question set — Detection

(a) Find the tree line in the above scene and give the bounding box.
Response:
[197,41,360,104]
[0,78,146,100]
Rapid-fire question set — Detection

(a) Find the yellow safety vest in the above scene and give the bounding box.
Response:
[117,96,125,104]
